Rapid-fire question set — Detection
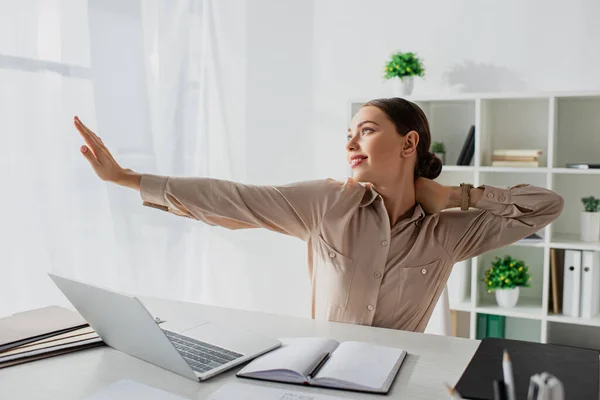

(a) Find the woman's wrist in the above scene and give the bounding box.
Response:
[445,186,484,209]
[117,169,142,191]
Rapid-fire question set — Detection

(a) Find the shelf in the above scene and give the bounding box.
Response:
[546,313,600,328]
[450,300,473,313]
[513,238,546,248]
[550,233,600,251]
[441,166,475,172]
[474,298,544,321]
[551,167,600,175]
[478,166,549,174]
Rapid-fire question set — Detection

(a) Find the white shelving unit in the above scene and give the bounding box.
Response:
[349,91,600,350]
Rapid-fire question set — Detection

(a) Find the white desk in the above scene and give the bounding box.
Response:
[0,297,480,399]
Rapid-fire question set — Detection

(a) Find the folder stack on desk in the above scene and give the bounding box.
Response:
[0,305,104,368]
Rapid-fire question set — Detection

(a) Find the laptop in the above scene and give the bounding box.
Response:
[48,273,281,381]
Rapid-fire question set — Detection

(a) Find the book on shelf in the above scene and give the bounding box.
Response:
[236,337,406,394]
[491,161,539,167]
[549,248,565,315]
[565,163,600,169]
[456,125,475,166]
[492,149,543,157]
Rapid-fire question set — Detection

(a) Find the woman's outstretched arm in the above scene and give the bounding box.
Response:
[74,116,344,241]
[415,177,564,263]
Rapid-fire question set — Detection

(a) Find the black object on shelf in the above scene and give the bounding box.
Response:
[566,163,600,169]
[457,125,475,166]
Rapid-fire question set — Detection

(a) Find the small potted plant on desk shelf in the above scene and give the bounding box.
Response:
[581,195,600,242]
[431,142,445,164]
[484,255,531,308]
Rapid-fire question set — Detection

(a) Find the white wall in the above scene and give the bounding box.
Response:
[232,0,600,318]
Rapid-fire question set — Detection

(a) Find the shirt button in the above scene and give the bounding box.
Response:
[498,195,506,202]
[329,252,336,258]
[367,305,374,311]
[381,240,388,247]
[487,192,494,199]
[421,268,427,275]
[374,271,382,278]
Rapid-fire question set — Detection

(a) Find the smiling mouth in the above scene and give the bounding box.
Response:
[350,156,367,168]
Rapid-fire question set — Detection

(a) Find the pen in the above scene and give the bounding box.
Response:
[444,382,464,399]
[307,352,330,380]
[493,379,508,400]
[502,350,516,400]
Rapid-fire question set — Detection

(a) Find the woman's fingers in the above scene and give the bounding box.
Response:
[74,120,101,158]
[80,145,101,170]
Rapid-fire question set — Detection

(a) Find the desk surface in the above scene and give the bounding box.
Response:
[0,297,480,399]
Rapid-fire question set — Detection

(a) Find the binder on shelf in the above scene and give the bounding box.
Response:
[580,251,600,319]
[548,248,565,315]
[476,314,506,340]
[486,315,505,339]
[562,250,582,317]
[476,313,488,340]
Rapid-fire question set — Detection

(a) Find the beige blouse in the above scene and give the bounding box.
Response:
[139,174,564,332]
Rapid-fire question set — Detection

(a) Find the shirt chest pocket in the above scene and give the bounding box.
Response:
[394,259,443,318]
[314,235,356,310]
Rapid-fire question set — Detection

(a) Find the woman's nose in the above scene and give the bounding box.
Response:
[346,137,358,151]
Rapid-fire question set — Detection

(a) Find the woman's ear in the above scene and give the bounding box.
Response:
[400,130,419,158]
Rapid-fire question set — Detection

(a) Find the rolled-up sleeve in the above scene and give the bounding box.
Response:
[139,174,344,241]
[434,184,564,263]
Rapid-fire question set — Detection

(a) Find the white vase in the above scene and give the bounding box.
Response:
[580,211,600,242]
[495,287,520,308]
[392,76,414,96]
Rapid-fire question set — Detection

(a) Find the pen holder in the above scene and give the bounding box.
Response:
[527,373,564,400]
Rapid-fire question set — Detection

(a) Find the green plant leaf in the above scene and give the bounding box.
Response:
[383,51,425,80]
[482,255,532,290]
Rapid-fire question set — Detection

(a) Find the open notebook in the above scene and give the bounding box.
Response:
[236,337,407,394]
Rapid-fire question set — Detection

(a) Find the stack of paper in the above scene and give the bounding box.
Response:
[0,305,103,368]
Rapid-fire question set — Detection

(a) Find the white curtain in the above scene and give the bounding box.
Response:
[0,0,252,317]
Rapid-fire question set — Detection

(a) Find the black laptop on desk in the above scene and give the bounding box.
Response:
[455,338,599,400]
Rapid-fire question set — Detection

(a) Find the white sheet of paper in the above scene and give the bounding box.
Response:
[85,379,188,400]
[207,381,353,400]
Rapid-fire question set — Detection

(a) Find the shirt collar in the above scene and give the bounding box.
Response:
[359,184,426,223]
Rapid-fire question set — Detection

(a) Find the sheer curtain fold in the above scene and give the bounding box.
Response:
[0,0,253,317]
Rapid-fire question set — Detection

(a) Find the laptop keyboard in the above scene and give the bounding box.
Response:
[163,330,243,374]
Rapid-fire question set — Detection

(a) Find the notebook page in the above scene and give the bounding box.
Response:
[312,341,406,391]
[237,337,339,378]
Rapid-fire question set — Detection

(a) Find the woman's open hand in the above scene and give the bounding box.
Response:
[74,116,141,190]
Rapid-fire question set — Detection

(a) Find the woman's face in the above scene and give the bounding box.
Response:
[347,106,418,185]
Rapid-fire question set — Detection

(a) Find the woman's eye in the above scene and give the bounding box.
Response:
[361,127,374,135]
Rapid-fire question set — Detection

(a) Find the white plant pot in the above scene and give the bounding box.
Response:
[580,211,600,242]
[495,287,520,308]
[392,76,414,96]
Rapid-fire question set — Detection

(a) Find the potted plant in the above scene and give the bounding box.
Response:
[431,142,446,164]
[383,51,425,96]
[483,255,531,308]
[581,196,600,242]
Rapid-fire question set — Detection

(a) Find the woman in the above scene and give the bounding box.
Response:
[73,97,563,332]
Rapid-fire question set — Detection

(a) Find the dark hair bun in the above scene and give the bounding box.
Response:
[417,152,442,180]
